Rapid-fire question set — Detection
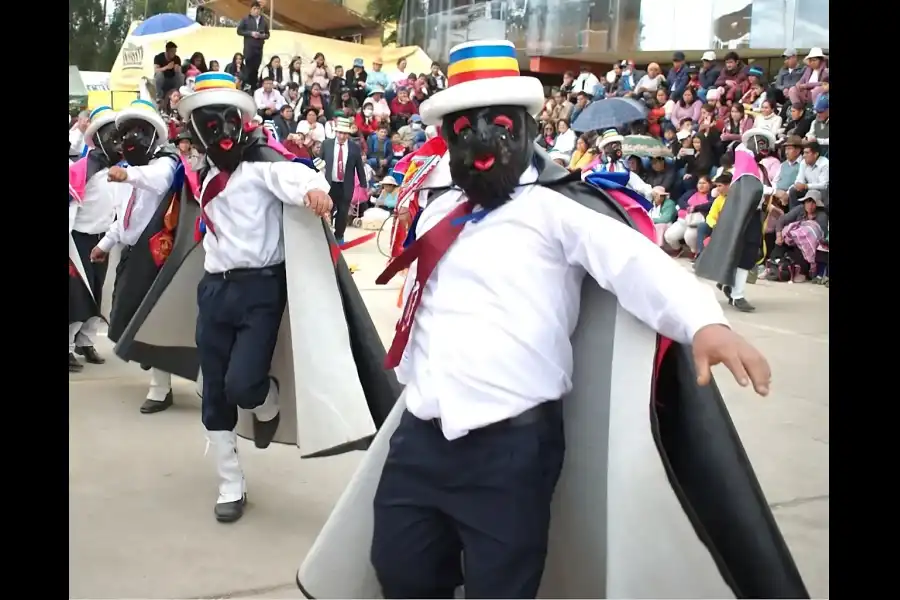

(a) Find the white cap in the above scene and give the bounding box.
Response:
[701,51,716,62]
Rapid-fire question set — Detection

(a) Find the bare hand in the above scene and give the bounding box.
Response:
[693,324,771,396]
[251,31,260,38]
[304,189,332,218]
[107,166,128,182]
[794,182,807,192]
[775,233,783,245]
[90,247,108,263]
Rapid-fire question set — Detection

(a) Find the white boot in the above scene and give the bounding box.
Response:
[206,430,247,523]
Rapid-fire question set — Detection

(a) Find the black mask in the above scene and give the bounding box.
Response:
[93,122,122,164]
[443,104,536,210]
[188,105,247,172]
[746,135,771,160]
[119,119,158,166]
[604,141,623,162]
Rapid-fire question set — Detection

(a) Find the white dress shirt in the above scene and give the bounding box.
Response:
[201,161,331,273]
[253,88,286,112]
[69,169,122,236]
[793,156,829,192]
[398,164,728,441]
[331,140,349,182]
[98,157,179,252]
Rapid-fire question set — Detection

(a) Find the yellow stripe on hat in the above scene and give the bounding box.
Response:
[194,78,238,91]
[130,99,158,112]
[447,56,519,79]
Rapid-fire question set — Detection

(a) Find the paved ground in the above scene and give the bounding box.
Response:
[69,227,829,599]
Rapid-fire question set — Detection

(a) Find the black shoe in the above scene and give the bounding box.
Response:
[69,353,84,373]
[75,346,105,364]
[139,363,152,371]
[140,390,173,414]
[716,283,733,299]
[214,495,247,523]
[729,297,756,312]
[252,377,281,449]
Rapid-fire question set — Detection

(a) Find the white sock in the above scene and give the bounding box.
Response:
[253,378,279,422]
[147,369,172,401]
[731,268,750,300]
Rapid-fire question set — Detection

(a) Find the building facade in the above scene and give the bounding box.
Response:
[399,0,829,67]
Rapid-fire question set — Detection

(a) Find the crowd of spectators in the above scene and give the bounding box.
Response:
[538,48,829,285]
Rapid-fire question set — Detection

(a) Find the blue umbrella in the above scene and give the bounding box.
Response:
[132,13,201,41]
[571,97,648,133]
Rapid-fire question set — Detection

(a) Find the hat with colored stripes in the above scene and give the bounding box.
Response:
[115,99,168,144]
[85,105,118,148]
[419,40,543,126]
[177,72,257,123]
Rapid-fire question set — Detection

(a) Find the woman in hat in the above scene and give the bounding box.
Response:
[366,86,391,121]
[789,48,829,107]
[346,57,368,105]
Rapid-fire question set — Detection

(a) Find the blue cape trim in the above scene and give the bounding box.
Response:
[293,157,316,170]
[584,171,653,211]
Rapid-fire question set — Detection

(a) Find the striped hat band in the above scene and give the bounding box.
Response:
[89,106,114,121]
[129,99,159,113]
[446,41,519,87]
[194,72,240,91]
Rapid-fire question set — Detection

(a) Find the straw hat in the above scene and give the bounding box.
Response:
[380,176,398,187]
[114,99,168,142]
[419,40,544,126]
[84,105,118,148]
[334,117,353,134]
[597,129,624,150]
[177,72,257,123]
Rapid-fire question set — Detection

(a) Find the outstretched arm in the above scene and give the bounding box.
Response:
[123,157,178,197]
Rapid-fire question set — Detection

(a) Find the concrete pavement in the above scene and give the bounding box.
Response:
[69,227,829,599]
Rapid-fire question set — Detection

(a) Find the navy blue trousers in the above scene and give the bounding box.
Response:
[371,405,565,599]
[196,264,287,432]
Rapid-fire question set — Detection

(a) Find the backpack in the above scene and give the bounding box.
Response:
[767,256,795,282]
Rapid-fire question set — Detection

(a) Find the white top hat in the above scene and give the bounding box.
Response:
[418,40,544,126]
[84,105,118,148]
[177,72,257,123]
[597,129,625,150]
[805,47,826,60]
[114,99,168,143]
[741,127,776,147]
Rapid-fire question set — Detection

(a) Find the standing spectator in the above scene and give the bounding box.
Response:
[789,48,828,107]
[261,55,286,91]
[426,62,447,95]
[236,1,269,90]
[321,118,367,243]
[343,58,368,106]
[328,65,346,99]
[253,76,285,119]
[69,110,90,157]
[789,141,829,209]
[153,41,184,104]
[773,48,803,106]
[572,65,601,98]
[714,51,748,103]
[698,51,721,101]
[806,96,829,157]
[666,51,689,100]
[224,52,244,78]
[366,57,389,94]
[286,56,304,87]
[783,102,812,139]
[305,52,334,97]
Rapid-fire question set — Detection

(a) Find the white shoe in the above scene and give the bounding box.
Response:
[206,430,247,522]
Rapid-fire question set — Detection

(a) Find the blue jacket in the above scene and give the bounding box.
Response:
[667,65,689,97]
[367,134,391,160]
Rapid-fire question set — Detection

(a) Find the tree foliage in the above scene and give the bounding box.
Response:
[366,0,405,24]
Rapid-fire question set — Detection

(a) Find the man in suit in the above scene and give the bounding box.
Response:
[236,1,270,90]
[322,117,367,244]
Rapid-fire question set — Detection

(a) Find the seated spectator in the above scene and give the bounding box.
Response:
[625,155,646,178]
[367,86,391,121]
[208,60,220,72]
[783,102,812,139]
[375,176,399,210]
[356,99,380,138]
[224,52,244,78]
[768,189,829,283]
[426,61,447,95]
[762,194,786,262]
[161,89,183,140]
[671,87,702,125]
[331,86,359,117]
[647,91,670,137]
[719,103,753,153]
[568,134,598,172]
[301,82,331,121]
[184,52,208,78]
[282,131,310,159]
[261,55,287,91]
[397,114,425,149]
[175,130,205,172]
[663,124,679,155]
[253,77,286,119]
[550,89,574,123]
[696,172,732,259]
[633,62,665,100]
[614,60,644,97]
[664,174,713,254]
[741,80,768,115]
[773,48,803,106]
[328,65,346,99]
[712,153,735,183]
[283,83,303,119]
[789,48,828,107]
[676,133,714,197]
[296,108,326,144]
[644,156,677,194]
[685,64,702,95]
[366,125,394,176]
[411,74,430,105]
[807,95,829,158]
[713,51,748,103]
[271,105,294,141]
[650,190,678,246]
[286,56,304,87]
[548,118,577,164]
[772,135,804,205]
[537,121,556,150]
[572,64,602,98]
[754,99,783,137]
[390,86,419,131]
[698,51,721,101]
[789,140,829,209]
[390,132,408,162]
[305,52,334,97]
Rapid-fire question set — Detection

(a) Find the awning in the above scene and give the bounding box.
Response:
[207,0,379,34]
[69,65,89,100]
